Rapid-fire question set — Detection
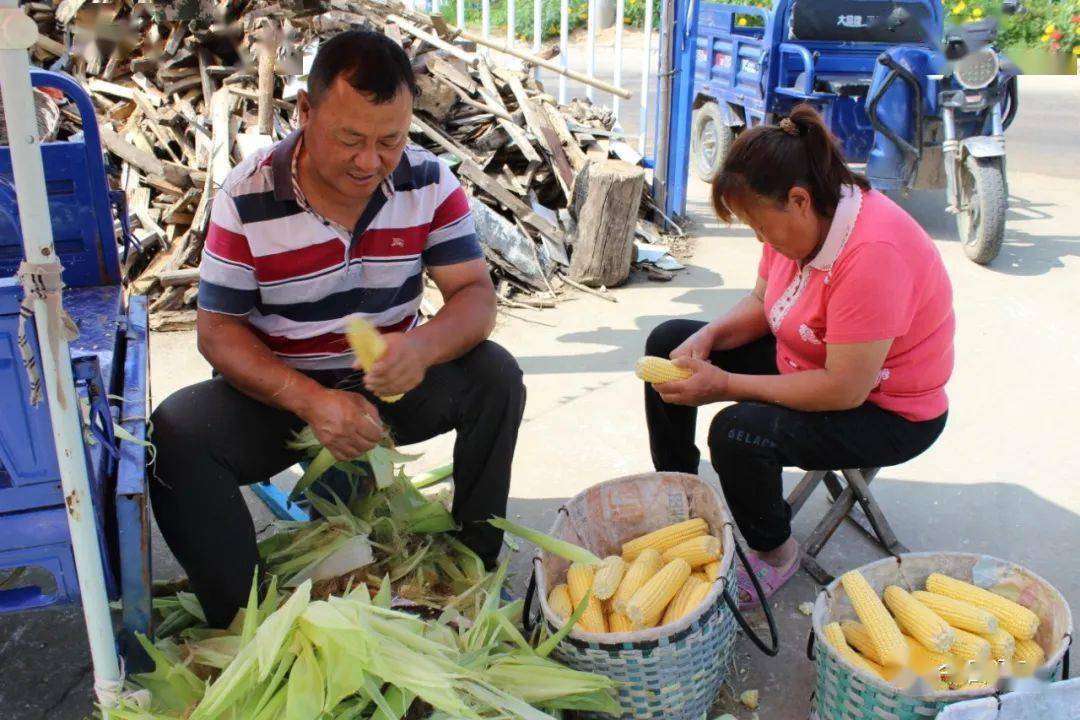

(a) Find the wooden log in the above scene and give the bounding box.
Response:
[568,160,644,288]
[210,89,234,188]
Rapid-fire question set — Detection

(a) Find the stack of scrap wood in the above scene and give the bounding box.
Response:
[26,0,679,331]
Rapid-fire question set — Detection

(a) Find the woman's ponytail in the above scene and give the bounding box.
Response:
[711,103,869,222]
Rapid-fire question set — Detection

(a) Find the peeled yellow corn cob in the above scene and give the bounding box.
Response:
[566,563,607,634]
[980,628,1016,661]
[904,635,957,682]
[635,356,693,384]
[841,571,909,667]
[822,621,890,678]
[626,558,691,629]
[1013,638,1045,669]
[621,518,708,561]
[607,612,634,633]
[661,535,722,568]
[548,584,573,619]
[345,318,403,402]
[912,590,999,635]
[661,576,707,625]
[949,627,992,663]
[704,560,723,581]
[884,586,955,653]
[612,548,663,614]
[593,556,628,601]
[840,620,883,664]
[926,573,1039,641]
[691,571,709,583]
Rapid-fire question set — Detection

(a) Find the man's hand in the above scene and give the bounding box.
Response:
[655,358,730,407]
[670,325,719,362]
[302,387,385,461]
[363,332,429,398]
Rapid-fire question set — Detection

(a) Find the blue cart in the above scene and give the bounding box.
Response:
[0,70,151,663]
[688,0,1019,264]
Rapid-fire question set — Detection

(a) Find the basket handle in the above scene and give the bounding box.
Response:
[721,540,781,657]
[522,557,541,637]
[806,627,816,661]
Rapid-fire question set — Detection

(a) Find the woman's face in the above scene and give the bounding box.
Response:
[728,187,823,261]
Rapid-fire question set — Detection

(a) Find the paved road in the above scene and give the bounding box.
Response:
[1,73,1077,719]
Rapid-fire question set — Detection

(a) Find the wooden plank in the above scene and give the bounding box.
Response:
[100,125,165,177]
[210,89,234,188]
[475,60,541,164]
[88,78,134,100]
[197,49,216,109]
[539,100,589,174]
[386,14,476,66]
[457,159,565,246]
[158,268,200,287]
[409,114,482,165]
[503,74,573,200]
[150,309,198,332]
[427,56,478,94]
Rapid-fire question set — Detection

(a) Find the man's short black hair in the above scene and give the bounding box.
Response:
[307,29,418,104]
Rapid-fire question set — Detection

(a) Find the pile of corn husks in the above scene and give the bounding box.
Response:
[108,437,618,719]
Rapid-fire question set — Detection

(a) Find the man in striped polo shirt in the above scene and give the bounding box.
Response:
[149,30,525,627]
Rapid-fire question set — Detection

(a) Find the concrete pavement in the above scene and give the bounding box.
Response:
[1,74,1078,719]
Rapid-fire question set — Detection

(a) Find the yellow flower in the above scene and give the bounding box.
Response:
[1074,46,1080,56]
[737,17,748,26]
[952,2,967,15]
[971,7,984,19]
[1045,23,1056,34]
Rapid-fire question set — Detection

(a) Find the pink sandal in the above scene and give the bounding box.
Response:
[736,549,801,611]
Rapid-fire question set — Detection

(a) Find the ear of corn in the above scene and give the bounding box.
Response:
[566,563,607,634]
[661,576,707,625]
[948,628,992,663]
[592,556,627,601]
[903,635,958,681]
[840,571,909,667]
[611,548,663,615]
[822,621,890,679]
[926,573,1039,641]
[690,571,709,583]
[626,558,691,629]
[607,612,633,633]
[883,586,955,653]
[635,356,693,384]
[703,560,723,581]
[912,590,999,635]
[840,621,883,664]
[1013,638,1045,669]
[345,318,403,402]
[980,628,1016,661]
[621,518,708,561]
[547,584,573,619]
[661,535,723,568]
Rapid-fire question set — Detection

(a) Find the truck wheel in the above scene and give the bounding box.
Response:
[956,155,1006,265]
[691,102,735,182]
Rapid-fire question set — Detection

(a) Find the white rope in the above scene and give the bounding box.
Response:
[15,261,78,407]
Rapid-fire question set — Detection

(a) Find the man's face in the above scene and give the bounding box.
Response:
[298,76,413,201]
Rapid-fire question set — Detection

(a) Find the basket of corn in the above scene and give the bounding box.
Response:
[809,552,1073,720]
[525,471,778,720]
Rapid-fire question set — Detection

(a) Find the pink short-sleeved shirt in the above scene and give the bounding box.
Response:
[758,187,955,421]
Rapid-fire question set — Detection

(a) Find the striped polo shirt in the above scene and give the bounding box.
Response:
[198,130,483,369]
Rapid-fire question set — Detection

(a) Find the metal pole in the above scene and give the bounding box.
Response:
[613,0,624,118]
[653,0,674,212]
[639,0,654,153]
[559,0,569,103]
[532,0,542,82]
[507,0,515,49]
[0,1,121,712]
[586,0,596,102]
[482,0,491,40]
[457,0,464,27]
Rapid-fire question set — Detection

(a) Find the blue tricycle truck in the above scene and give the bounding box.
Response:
[689,0,1020,264]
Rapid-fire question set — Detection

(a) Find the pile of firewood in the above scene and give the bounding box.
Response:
[25,0,680,331]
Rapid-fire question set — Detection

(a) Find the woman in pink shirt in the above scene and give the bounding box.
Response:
[644,104,954,606]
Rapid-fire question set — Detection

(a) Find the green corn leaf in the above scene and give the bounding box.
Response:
[285,633,324,720]
[536,590,594,658]
[488,518,601,564]
[288,447,336,502]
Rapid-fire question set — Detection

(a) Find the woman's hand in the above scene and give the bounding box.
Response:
[670,325,718,361]
[654,358,731,407]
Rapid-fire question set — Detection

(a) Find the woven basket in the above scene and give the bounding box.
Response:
[529,472,741,720]
[810,553,1073,720]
